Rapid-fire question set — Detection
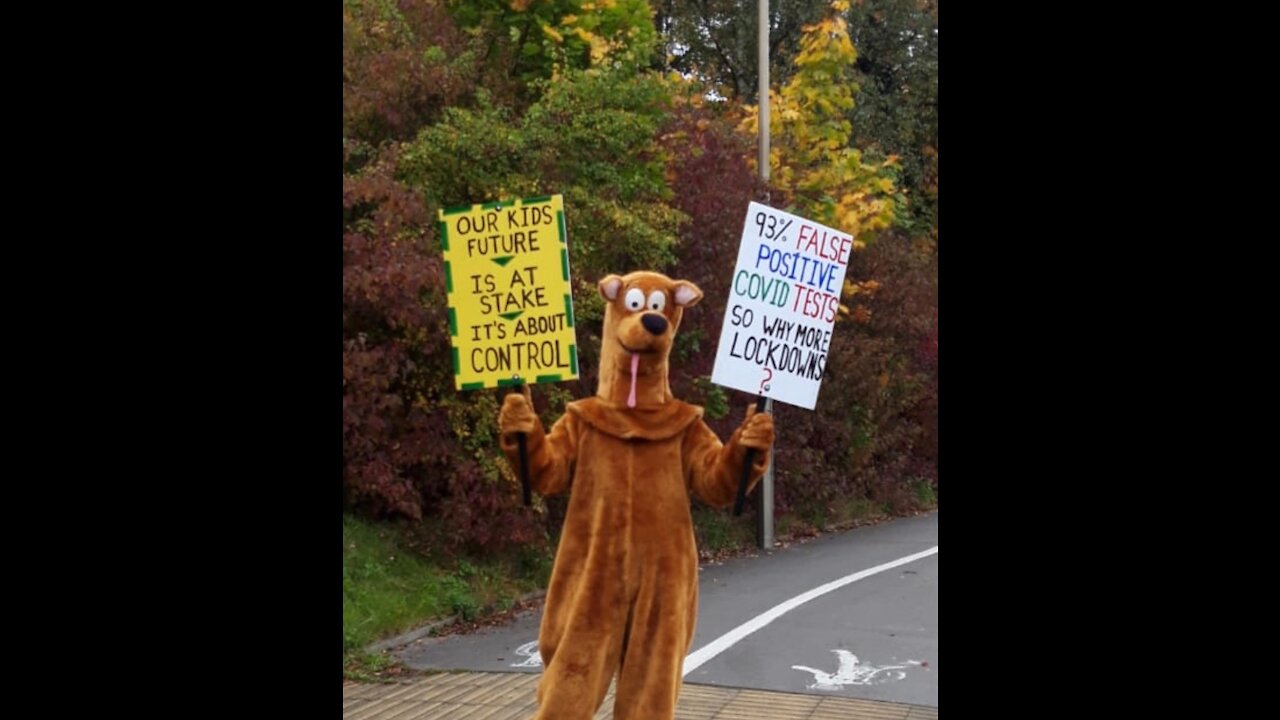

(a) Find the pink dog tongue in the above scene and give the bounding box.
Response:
[628,353,639,408]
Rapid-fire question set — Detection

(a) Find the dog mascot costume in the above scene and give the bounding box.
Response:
[498,271,775,719]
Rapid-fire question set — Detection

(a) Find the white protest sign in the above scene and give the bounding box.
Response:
[710,202,853,410]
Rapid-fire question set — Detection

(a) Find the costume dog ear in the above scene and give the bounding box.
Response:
[672,280,703,308]
[599,275,624,301]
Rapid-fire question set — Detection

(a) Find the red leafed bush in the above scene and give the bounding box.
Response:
[343,144,448,521]
[661,93,770,425]
[342,0,479,145]
[342,144,545,552]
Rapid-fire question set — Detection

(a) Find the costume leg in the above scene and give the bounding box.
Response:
[531,575,629,719]
[611,558,698,720]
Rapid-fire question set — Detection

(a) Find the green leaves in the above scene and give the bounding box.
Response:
[398,65,684,293]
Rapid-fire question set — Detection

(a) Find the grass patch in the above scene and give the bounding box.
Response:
[691,494,894,557]
[773,497,888,540]
[691,505,755,556]
[342,514,551,672]
[827,497,881,528]
[911,478,937,507]
[342,651,400,683]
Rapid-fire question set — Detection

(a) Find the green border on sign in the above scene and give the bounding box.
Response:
[443,194,579,391]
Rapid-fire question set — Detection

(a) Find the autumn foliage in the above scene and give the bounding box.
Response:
[342,0,938,551]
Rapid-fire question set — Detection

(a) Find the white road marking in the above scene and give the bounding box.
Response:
[681,546,939,677]
[510,641,542,668]
[792,649,907,689]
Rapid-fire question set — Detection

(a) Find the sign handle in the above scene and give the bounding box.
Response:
[511,379,532,507]
[733,394,769,517]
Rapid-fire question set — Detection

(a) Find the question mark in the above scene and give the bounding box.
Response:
[759,367,773,393]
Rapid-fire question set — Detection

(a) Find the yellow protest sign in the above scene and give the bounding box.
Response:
[439,195,578,391]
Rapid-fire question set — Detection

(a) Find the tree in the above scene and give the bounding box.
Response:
[653,0,829,101]
[446,0,659,102]
[740,0,899,248]
[846,0,938,238]
[343,0,479,145]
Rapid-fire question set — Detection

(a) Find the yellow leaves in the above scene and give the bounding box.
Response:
[840,191,866,207]
[834,302,870,324]
[834,190,893,239]
[556,24,612,63]
[541,24,565,43]
[839,208,870,234]
[774,161,795,187]
[834,34,856,61]
[842,279,880,301]
[561,14,579,25]
[509,0,533,10]
[587,34,611,63]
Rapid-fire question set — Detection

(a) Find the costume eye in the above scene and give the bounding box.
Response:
[624,288,645,312]
[647,291,666,312]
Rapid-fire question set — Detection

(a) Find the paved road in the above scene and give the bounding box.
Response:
[395,511,938,707]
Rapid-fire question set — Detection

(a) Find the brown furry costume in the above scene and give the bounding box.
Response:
[498,271,774,720]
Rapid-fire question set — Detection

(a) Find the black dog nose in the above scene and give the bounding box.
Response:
[641,313,668,335]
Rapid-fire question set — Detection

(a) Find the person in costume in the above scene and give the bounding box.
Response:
[498,271,774,719]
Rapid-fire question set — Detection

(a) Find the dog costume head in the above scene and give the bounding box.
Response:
[596,271,703,408]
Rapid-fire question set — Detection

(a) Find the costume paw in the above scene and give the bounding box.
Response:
[739,405,774,450]
[499,388,538,436]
